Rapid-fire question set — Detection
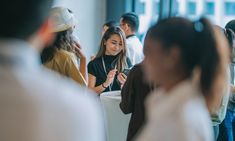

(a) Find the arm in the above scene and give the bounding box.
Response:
[79,57,87,81]
[88,74,107,94]
[66,57,87,86]
[88,69,117,95]
[74,42,87,81]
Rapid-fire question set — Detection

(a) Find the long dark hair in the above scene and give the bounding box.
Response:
[41,28,75,64]
[148,17,220,96]
[96,26,128,73]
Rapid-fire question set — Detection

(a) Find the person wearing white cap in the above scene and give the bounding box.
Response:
[41,7,87,85]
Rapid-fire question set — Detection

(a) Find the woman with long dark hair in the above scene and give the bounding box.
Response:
[41,7,87,85]
[137,17,229,141]
[88,26,132,94]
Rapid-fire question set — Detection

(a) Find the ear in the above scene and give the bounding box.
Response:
[103,40,107,46]
[124,23,129,32]
[37,18,55,47]
[28,18,55,51]
[165,46,181,69]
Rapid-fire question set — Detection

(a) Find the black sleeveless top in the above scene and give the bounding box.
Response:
[88,55,132,92]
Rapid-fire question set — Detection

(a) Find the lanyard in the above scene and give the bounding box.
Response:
[102,57,116,91]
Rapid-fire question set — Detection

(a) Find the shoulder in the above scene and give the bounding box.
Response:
[88,57,101,66]
[88,57,102,69]
[88,57,102,75]
[128,64,142,76]
[52,49,77,63]
[12,66,102,118]
[126,57,133,67]
[181,98,213,141]
[55,49,73,58]
[28,68,105,140]
[127,36,142,45]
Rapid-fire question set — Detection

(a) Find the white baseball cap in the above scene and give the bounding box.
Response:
[50,7,77,33]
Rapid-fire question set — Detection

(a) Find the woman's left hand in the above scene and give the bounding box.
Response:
[118,73,127,88]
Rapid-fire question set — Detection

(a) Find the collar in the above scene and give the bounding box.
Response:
[0,39,41,69]
[126,34,136,39]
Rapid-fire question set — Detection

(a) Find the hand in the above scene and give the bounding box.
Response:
[104,69,117,87]
[74,41,86,59]
[117,73,127,87]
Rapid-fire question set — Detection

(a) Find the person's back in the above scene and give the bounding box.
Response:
[120,63,153,141]
[137,81,212,141]
[0,0,104,140]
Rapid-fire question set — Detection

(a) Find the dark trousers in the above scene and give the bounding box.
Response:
[217,109,235,141]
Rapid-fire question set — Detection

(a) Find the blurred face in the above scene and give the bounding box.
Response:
[143,38,168,84]
[143,37,182,86]
[105,34,123,56]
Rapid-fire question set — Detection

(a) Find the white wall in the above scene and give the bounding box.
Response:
[53,0,106,60]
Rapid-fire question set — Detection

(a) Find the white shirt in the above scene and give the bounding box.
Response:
[136,80,213,141]
[126,35,144,65]
[0,40,105,141]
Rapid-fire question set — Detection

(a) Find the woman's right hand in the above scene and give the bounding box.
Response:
[103,69,117,87]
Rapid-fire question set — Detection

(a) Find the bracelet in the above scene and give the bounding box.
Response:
[102,83,108,89]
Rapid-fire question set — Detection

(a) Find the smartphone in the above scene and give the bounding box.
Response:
[122,68,130,76]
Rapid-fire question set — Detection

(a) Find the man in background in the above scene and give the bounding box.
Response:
[120,12,144,65]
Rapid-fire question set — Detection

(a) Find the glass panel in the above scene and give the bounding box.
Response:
[225,2,235,16]
[187,1,196,15]
[172,0,235,27]
[135,0,160,40]
[205,2,215,15]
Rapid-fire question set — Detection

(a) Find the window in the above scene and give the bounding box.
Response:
[153,1,160,15]
[225,2,235,16]
[135,1,146,15]
[205,2,214,15]
[187,2,196,15]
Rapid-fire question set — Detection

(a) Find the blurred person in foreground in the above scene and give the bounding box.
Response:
[136,17,230,141]
[0,0,104,141]
[41,7,87,85]
[218,20,235,141]
[120,62,154,141]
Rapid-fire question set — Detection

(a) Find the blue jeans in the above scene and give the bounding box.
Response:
[218,109,235,141]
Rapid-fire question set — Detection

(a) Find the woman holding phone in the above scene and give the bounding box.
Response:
[88,27,132,94]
